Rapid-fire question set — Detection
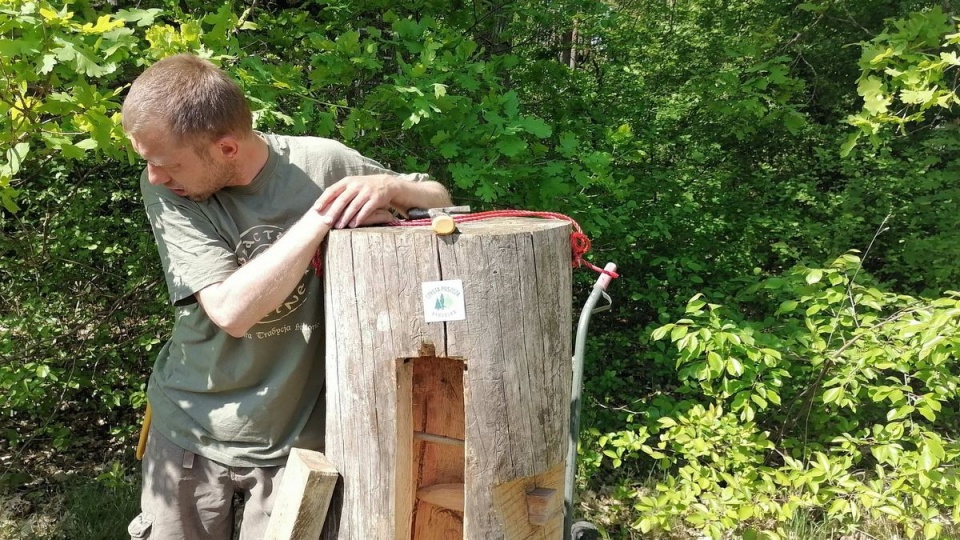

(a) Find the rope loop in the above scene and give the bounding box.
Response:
[311,248,324,277]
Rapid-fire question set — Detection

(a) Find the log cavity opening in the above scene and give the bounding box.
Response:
[403,355,466,539]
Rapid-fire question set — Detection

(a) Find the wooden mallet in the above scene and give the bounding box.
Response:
[407,205,471,235]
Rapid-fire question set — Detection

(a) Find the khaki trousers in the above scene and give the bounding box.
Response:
[128,427,285,540]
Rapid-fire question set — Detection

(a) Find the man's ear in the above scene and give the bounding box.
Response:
[215,136,240,160]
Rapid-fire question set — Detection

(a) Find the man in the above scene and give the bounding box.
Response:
[122,53,451,539]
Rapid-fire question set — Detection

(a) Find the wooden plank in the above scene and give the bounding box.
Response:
[352,232,395,526]
[455,233,513,536]
[395,359,415,540]
[482,231,530,478]
[264,448,339,540]
[394,228,445,356]
[322,231,359,538]
[530,224,573,466]
[416,483,465,512]
[322,229,399,539]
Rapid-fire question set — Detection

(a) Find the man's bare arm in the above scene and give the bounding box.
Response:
[196,208,334,338]
[195,175,449,337]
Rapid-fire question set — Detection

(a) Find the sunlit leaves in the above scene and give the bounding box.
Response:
[2,2,958,538]
[0,0,159,210]
[859,76,891,115]
[845,7,959,153]
[644,256,960,536]
[115,8,161,28]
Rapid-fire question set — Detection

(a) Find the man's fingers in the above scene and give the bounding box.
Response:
[348,199,381,228]
[360,209,395,226]
[335,195,365,229]
[322,199,353,229]
[315,210,336,227]
[316,180,348,212]
[317,182,358,225]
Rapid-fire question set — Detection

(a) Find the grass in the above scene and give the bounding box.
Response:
[0,467,140,540]
[60,479,141,540]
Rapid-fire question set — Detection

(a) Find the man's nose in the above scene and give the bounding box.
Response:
[146,163,169,186]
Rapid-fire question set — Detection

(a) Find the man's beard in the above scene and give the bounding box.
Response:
[188,160,239,202]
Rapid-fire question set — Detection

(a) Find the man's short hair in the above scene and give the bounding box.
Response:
[122,54,253,147]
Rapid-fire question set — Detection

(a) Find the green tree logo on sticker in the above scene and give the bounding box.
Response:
[423,280,465,323]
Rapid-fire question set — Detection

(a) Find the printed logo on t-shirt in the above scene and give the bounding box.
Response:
[236,225,312,325]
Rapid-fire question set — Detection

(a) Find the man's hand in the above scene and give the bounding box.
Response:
[316,174,453,229]
[315,175,396,229]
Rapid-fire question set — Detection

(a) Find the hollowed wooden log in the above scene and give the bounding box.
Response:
[322,218,572,539]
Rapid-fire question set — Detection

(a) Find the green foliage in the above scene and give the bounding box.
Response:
[845,6,960,154]
[0,468,141,540]
[0,0,160,212]
[0,160,163,451]
[62,473,141,540]
[1,0,958,538]
[0,0,165,454]
[586,254,960,538]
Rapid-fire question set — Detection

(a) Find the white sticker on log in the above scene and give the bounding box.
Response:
[422,280,466,322]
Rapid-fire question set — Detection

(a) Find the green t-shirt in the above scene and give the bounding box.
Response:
[142,134,421,467]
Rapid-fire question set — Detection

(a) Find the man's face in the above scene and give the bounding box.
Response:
[130,129,237,202]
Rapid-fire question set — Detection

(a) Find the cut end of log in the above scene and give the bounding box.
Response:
[290,447,339,474]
